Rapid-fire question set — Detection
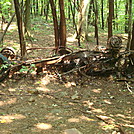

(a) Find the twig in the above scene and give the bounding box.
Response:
[125,81,133,93]
[0,13,15,44]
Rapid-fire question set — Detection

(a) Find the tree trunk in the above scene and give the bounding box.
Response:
[101,0,104,30]
[59,0,66,47]
[13,0,26,57]
[45,1,50,21]
[130,21,134,63]
[94,0,99,46]
[87,0,94,25]
[76,0,89,46]
[130,21,134,50]
[49,0,59,48]
[24,0,31,36]
[108,0,114,41]
[127,0,132,50]
[36,0,39,15]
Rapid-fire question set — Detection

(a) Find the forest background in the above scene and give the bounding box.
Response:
[0,0,134,56]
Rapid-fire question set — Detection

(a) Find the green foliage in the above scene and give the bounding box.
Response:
[19,64,35,73]
[0,0,11,18]
[19,66,29,72]
[0,61,10,70]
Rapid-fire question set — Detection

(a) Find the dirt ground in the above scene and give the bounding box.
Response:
[0,19,134,134]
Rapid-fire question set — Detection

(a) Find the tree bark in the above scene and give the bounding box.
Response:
[130,21,134,50]
[76,0,89,46]
[13,0,26,57]
[0,13,15,44]
[127,0,132,50]
[59,0,66,47]
[24,0,31,36]
[108,0,114,39]
[49,0,59,48]
[101,0,104,30]
[94,0,99,46]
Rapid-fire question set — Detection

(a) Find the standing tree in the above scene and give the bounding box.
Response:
[94,0,99,46]
[130,21,134,50]
[49,0,59,48]
[101,0,104,30]
[59,0,66,47]
[24,0,31,37]
[108,0,114,40]
[76,0,89,46]
[50,0,66,52]
[129,21,134,67]
[127,0,132,50]
[13,0,26,57]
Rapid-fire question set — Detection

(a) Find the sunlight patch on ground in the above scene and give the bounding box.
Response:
[92,88,102,93]
[64,82,76,88]
[0,114,26,123]
[35,123,52,130]
[116,114,126,118]
[123,124,134,128]
[44,114,62,121]
[2,23,17,31]
[41,77,50,85]
[68,118,80,123]
[8,88,16,92]
[0,98,17,106]
[67,35,77,43]
[80,116,95,122]
[103,99,112,104]
[36,86,50,92]
[92,108,105,113]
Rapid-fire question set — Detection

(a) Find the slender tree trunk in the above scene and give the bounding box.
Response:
[130,21,134,63]
[101,0,104,29]
[68,3,71,19]
[0,13,15,44]
[115,0,119,30]
[68,0,79,42]
[49,0,59,48]
[77,0,89,46]
[13,0,26,57]
[59,0,66,47]
[36,0,39,15]
[94,0,99,46]
[24,0,31,36]
[87,0,94,25]
[45,1,50,21]
[41,0,44,16]
[33,0,36,15]
[108,0,114,39]
[130,21,134,50]
[127,0,132,50]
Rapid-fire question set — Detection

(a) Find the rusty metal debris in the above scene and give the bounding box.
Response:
[0,36,134,82]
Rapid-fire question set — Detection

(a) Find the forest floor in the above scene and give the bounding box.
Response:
[0,18,134,134]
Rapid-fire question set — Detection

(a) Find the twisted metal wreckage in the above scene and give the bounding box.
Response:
[0,36,134,82]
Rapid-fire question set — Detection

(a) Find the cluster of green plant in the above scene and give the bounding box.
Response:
[19,64,35,73]
[0,0,12,20]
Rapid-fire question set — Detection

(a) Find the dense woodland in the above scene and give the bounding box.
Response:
[0,1,134,134]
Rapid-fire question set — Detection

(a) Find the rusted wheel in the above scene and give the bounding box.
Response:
[108,36,122,49]
[0,47,16,59]
[0,54,10,82]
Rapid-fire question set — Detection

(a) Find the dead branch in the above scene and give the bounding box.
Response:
[0,13,16,44]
